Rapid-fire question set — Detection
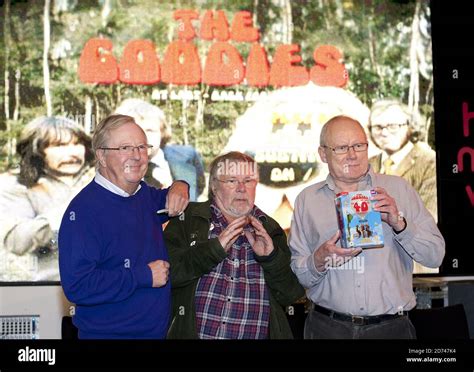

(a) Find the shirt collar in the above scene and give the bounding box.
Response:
[94,170,141,197]
[380,141,413,168]
[316,165,374,193]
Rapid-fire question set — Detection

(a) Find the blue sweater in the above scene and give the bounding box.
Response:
[58,180,170,339]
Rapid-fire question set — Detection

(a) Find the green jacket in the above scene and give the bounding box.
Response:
[164,200,305,339]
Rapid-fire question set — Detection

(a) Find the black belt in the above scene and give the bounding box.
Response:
[312,304,407,326]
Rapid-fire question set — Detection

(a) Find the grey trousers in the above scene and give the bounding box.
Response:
[304,308,417,339]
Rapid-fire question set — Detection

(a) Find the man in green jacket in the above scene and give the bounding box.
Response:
[164,151,305,339]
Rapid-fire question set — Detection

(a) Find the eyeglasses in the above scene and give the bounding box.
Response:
[99,144,153,156]
[216,178,258,189]
[370,123,408,133]
[322,143,368,155]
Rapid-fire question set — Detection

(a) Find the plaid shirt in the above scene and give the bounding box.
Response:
[194,203,270,339]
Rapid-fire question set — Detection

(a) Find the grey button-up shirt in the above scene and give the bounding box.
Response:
[288,167,445,316]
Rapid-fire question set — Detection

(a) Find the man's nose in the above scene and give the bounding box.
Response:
[346,146,358,158]
[130,146,142,160]
[380,127,391,135]
[235,181,246,192]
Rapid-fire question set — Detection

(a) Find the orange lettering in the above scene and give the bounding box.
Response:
[311,45,348,87]
[269,44,308,87]
[174,9,199,41]
[230,11,259,42]
[200,10,230,41]
[161,40,201,85]
[119,40,160,84]
[203,42,244,86]
[78,38,118,84]
[246,43,270,87]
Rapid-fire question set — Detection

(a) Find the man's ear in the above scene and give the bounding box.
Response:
[210,180,217,196]
[96,149,107,168]
[318,146,328,164]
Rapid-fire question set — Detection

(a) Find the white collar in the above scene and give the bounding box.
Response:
[94,170,141,197]
[381,141,414,168]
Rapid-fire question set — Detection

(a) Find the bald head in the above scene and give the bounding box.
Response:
[318,115,369,191]
[320,116,367,147]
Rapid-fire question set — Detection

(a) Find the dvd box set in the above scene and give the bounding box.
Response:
[335,190,384,249]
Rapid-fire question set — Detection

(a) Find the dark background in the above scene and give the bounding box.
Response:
[431,0,474,276]
[0,2,472,371]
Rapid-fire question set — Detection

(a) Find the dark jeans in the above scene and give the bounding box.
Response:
[304,308,417,339]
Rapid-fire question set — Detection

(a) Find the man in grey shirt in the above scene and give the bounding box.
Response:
[288,115,445,339]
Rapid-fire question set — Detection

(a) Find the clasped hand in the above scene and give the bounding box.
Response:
[218,215,274,257]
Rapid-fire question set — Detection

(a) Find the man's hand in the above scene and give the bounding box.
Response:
[313,231,361,272]
[148,260,170,287]
[218,216,247,252]
[371,187,406,231]
[244,216,274,257]
[166,181,189,216]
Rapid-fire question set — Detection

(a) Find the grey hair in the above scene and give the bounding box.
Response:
[92,114,136,168]
[208,151,259,199]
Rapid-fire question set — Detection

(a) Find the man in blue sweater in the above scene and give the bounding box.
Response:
[58,114,189,339]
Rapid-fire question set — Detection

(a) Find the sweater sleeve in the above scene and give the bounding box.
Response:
[58,204,152,306]
[147,183,169,224]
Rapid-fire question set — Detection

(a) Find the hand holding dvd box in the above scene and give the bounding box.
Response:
[335,190,384,249]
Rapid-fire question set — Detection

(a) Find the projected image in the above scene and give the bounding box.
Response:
[0,117,95,281]
[0,0,436,281]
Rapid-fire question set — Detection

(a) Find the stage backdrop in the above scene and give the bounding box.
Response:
[431,0,474,276]
[0,0,440,282]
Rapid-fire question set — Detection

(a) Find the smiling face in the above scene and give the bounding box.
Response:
[211,161,258,221]
[318,117,369,191]
[96,122,149,194]
[43,139,86,176]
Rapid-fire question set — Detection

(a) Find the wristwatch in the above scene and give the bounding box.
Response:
[393,217,407,234]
